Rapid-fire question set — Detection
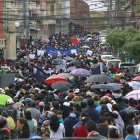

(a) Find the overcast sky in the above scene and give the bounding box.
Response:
[84,0,108,11]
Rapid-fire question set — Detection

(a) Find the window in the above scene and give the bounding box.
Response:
[50,5,54,15]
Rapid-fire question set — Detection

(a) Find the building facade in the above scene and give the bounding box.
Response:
[41,0,90,38]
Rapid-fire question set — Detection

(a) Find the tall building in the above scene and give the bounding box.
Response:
[41,0,90,38]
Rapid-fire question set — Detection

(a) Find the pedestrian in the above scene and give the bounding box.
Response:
[72,116,89,137]
[125,125,138,140]
[24,110,37,137]
[2,99,17,139]
[48,114,65,138]
[85,120,106,139]
[26,100,41,122]
[82,98,99,123]
[17,118,30,138]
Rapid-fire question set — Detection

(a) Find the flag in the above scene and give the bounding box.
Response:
[92,65,101,75]
[0,66,6,75]
[35,68,47,83]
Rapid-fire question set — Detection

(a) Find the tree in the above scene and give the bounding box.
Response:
[106,26,140,64]
[123,31,140,64]
[106,28,125,55]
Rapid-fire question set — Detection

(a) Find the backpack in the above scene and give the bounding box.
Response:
[5,110,16,130]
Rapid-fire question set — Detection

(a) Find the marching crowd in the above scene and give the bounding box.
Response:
[0,32,140,140]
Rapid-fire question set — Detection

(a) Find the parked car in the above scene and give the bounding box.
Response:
[136,63,140,72]
[106,59,121,68]
[118,62,135,69]
[101,55,116,63]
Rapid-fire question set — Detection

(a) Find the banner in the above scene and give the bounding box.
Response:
[47,46,78,56]
[29,54,35,59]
[37,50,45,56]
[0,39,5,49]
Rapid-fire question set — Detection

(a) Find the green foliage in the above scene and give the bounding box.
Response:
[106,28,125,55]
[136,0,140,13]
[120,0,126,7]
[106,26,140,64]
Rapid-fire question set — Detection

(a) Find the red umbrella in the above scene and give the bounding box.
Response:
[132,76,140,81]
[71,37,78,45]
[45,75,67,84]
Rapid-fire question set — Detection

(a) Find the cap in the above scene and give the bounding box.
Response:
[74,89,80,94]
[5,87,9,91]
[7,99,14,105]
[39,101,45,106]
[35,100,40,105]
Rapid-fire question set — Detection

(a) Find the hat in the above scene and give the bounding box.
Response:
[7,99,14,105]
[5,87,9,91]
[74,89,80,94]
[0,88,4,93]
[39,101,45,106]
[35,100,40,105]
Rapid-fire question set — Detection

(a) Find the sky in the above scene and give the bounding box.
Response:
[84,0,108,11]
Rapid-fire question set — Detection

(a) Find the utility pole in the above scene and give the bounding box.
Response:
[107,0,113,28]
[115,0,121,28]
[131,0,136,28]
[22,0,28,39]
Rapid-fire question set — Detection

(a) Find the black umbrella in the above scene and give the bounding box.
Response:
[91,84,114,90]
[69,60,79,65]
[51,81,71,92]
[91,64,99,69]
[91,64,107,71]
[85,74,113,83]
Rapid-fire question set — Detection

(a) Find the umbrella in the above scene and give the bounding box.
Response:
[65,57,73,61]
[87,34,92,37]
[69,60,79,65]
[132,76,140,81]
[58,73,74,80]
[86,38,92,41]
[85,74,113,83]
[125,90,140,100]
[43,39,50,43]
[92,84,114,90]
[128,81,140,90]
[45,75,67,84]
[70,68,91,77]
[0,94,12,105]
[71,38,78,44]
[82,46,90,49]
[107,83,122,91]
[91,64,100,69]
[51,81,71,92]
[54,58,64,63]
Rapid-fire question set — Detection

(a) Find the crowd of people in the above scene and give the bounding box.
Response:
[0,32,140,140]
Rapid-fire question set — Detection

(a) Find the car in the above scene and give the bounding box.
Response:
[101,55,116,63]
[106,59,121,68]
[118,62,135,69]
[136,63,140,72]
